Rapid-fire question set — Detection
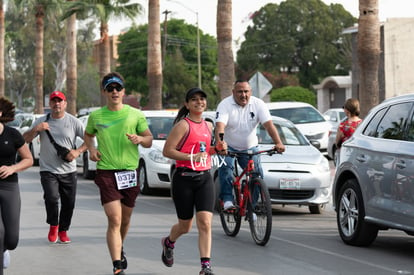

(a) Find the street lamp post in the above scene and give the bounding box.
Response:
[167,0,202,89]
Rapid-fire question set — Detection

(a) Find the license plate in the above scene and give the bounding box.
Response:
[280,178,300,189]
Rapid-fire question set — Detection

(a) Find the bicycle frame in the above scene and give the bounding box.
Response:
[232,156,256,217]
[218,148,277,246]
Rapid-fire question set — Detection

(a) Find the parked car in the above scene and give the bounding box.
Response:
[333,94,414,246]
[138,110,177,194]
[326,125,338,162]
[212,116,331,214]
[266,102,331,154]
[323,108,346,129]
[18,113,44,165]
[75,115,96,179]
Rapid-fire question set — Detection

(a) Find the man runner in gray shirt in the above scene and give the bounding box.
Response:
[23,91,87,244]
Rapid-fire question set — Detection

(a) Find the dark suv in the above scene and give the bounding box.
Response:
[333,94,414,246]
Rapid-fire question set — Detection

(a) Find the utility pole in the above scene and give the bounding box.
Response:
[162,10,171,68]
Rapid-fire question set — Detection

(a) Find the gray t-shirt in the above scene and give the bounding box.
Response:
[31,112,84,174]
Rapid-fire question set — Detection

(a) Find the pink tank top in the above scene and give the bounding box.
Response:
[175,117,212,171]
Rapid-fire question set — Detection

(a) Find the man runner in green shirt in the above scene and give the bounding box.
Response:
[84,72,153,275]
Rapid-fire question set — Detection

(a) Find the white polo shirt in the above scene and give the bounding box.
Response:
[216,95,272,150]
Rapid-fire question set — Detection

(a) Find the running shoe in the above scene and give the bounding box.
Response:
[58,231,71,244]
[3,250,10,269]
[223,201,235,210]
[48,225,59,243]
[199,267,215,275]
[121,248,127,269]
[113,267,125,275]
[161,237,174,267]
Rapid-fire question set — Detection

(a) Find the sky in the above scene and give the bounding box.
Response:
[109,0,412,44]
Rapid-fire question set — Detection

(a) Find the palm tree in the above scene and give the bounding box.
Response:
[358,0,380,118]
[65,0,77,115]
[61,0,142,106]
[146,0,162,110]
[217,0,234,99]
[14,0,63,114]
[0,0,5,98]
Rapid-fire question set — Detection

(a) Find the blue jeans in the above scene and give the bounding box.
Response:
[218,146,263,202]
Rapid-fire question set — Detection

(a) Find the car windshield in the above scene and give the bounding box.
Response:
[270,107,325,124]
[147,117,175,140]
[257,120,309,145]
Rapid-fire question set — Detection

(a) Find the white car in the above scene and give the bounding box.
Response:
[75,115,97,179]
[323,108,346,129]
[18,113,44,165]
[138,110,177,194]
[212,116,331,214]
[266,102,331,154]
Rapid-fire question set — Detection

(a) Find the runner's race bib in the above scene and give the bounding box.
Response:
[115,170,137,190]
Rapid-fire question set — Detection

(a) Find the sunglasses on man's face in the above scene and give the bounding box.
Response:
[106,85,123,92]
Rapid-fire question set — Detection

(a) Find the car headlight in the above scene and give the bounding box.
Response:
[317,156,330,173]
[148,149,171,164]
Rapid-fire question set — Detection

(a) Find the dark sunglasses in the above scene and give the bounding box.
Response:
[106,85,123,92]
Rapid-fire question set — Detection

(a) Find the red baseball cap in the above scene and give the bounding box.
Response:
[50,91,66,101]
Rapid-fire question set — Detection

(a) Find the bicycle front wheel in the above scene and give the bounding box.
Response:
[218,178,242,237]
[247,178,272,246]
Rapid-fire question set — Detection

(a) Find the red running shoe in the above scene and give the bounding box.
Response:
[48,225,58,243]
[58,231,71,244]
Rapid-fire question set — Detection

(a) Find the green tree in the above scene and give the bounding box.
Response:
[61,0,143,105]
[237,0,356,89]
[270,86,316,106]
[116,19,218,108]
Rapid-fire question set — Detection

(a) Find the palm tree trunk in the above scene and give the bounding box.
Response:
[66,9,77,115]
[217,0,234,99]
[34,4,45,114]
[0,0,5,98]
[358,0,380,118]
[99,21,110,106]
[147,0,162,110]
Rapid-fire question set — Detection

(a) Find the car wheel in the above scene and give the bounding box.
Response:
[82,153,95,179]
[138,160,151,195]
[336,178,379,246]
[308,204,325,214]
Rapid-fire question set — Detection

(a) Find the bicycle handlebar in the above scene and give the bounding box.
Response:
[217,132,281,157]
[226,148,281,158]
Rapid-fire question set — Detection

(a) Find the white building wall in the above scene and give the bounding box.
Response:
[384,18,414,97]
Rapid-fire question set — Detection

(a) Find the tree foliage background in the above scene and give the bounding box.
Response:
[5,2,98,111]
[237,0,356,90]
[116,19,219,109]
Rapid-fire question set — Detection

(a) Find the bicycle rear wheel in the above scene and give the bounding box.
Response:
[247,178,272,246]
[218,179,242,237]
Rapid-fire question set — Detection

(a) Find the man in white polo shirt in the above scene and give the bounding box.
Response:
[214,80,285,210]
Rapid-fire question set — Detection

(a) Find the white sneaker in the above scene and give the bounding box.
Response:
[223,201,235,210]
[3,250,10,269]
[251,212,257,221]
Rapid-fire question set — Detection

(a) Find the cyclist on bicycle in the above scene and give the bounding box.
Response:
[215,80,285,210]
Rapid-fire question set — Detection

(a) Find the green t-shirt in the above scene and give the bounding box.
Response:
[86,105,149,170]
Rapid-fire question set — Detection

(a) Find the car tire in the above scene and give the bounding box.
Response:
[138,160,151,195]
[308,204,325,214]
[82,153,95,180]
[336,178,379,246]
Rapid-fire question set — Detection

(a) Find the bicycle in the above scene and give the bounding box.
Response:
[215,142,278,246]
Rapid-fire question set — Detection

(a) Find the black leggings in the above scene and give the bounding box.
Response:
[0,180,21,271]
[172,169,215,220]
